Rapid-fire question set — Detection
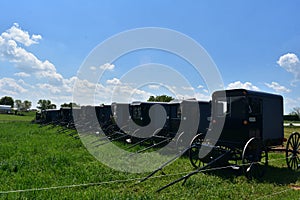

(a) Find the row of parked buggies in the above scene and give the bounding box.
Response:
[36,89,300,191]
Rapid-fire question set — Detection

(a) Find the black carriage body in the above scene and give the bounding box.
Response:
[129,100,211,136]
[130,101,171,130]
[169,100,211,135]
[44,109,61,123]
[167,102,181,134]
[212,89,283,147]
[192,100,210,134]
[60,107,73,123]
[111,103,131,129]
[129,102,173,139]
[95,105,112,125]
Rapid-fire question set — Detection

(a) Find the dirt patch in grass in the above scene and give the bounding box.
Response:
[290,185,300,190]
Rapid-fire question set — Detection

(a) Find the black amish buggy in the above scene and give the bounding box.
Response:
[106,102,169,144]
[155,89,299,192]
[41,109,61,124]
[188,89,289,175]
[73,106,109,134]
[168,100,211,143]
[129,101,172,141]
[137,100,211,182]
[95,104,113,132]
[60,107,73,125]
[128,100,211,140]
[113,100,211,144]
[105,102,132,140]
[211,89,283,147]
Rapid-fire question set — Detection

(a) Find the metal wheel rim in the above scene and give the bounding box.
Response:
[286,132,300,171]
[242,137,268,180]
[189,134,205,169]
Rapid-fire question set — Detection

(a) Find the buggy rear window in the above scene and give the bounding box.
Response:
[215,96,247,117]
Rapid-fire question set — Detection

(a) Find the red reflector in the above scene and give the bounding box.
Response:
[283,138,287,142]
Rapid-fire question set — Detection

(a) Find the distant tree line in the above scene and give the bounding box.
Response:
[0,96,82,112]
[15,99,32,111]
[60,102,79,108]
[147,95,174,102]
[37,100,79,110]
[0,96,14,107]
[0,96,32,111]
[37,99,56,110]
[286,107,300,121]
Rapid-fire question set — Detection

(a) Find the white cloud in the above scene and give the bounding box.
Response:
[0,23,63,84]
[90,66,97,71]
[37,83,61,94]
[181,86,194,91]
[0,77,27,95]
[195,92,211,101]
[0,24,82,107]
[99,63,115,71]
[106,78,121,85]
[89,63,115,71]
[284,97,300,115]
[227,81,260,91]
[173,92,210,102]
[1,23,42,46]
[110,85,152,103]
[277,53,300,82]
[14,72,30,77]
[148,84,160,90]
[265,82,291,93]
[62,76,77,93]
[197,85,204,89]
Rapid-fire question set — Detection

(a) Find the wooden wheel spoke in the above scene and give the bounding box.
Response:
[297,157,300,169]
[189,134,207,169]
[286,132,300,171]
[291,135,296,148]
[296,140,300,151]
[295,135,300,146]
[291,158,296,169]
[294,158,298,170]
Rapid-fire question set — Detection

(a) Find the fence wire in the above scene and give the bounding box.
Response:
[0,155,297,199]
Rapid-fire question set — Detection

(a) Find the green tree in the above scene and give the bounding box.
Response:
[14,100,32,111]
[290,107,300,120]
[60,102,79,108]
[23,100,32,110]
[15,99,22,110]
[0,96,14,107]
[147,95,174,102]
[37,99,56,110]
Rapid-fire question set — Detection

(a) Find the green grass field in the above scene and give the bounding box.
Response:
[0,116,299,199]
[0,112,35,122]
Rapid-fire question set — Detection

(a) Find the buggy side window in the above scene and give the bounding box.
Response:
[249,98,262,115]
[215,97,229,116]
[132,106,142,119]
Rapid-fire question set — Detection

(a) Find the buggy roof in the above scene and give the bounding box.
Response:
[130,100,210,106]
[213,89,283,100]
[130,101,170,106]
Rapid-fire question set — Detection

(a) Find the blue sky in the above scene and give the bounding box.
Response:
[0,0,300,113]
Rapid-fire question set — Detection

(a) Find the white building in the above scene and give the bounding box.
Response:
[0,105,12,114]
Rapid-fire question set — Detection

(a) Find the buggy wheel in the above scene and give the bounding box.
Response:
[189,134,205,169]
[286,132,300,171]
[175,132,185,151]
[242,138,268,180]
